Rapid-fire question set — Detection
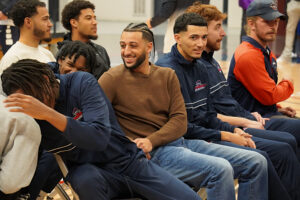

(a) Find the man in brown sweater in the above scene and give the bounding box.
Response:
[98,22,268,199]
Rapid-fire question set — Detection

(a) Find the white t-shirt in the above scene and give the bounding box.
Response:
[0,95,41,194]
[0,41,55,74]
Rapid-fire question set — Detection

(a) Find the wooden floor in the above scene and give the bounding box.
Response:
[48,61,300,200]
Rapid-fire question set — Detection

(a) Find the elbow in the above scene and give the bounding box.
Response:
[260,98,277,106]
[0,181,25,194]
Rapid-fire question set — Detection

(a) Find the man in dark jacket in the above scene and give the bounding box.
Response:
[58,0,110,79]
[184,3,300,200]
[156,12,300,200]
[2,59,201,200]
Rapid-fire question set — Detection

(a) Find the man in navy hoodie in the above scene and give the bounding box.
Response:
[1,59,201,200]
[156,12,300,200]
[185,3,300,200]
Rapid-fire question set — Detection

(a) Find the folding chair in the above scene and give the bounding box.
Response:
[54,154,80,200]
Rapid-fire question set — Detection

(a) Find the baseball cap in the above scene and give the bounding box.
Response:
[246,0,286,20]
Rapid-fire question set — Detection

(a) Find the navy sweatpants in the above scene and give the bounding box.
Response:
[217,132,300,200]
[67,152,201,200]
[265,117,300,160]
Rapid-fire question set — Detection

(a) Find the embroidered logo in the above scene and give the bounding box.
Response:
[195,80,206,92]
[270,1,278,10]
[72,108,83,120]
[217,65,222,73]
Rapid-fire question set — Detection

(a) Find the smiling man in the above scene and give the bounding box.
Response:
[99,19,268,200]
[156,12,271,200]
[58,0,110,79]
[49,41,97,76]
[0,0,55,74]
[184,2,300,200]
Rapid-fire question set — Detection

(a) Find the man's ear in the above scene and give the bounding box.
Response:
[24,17,32,29]
[146,42,153,54]
[174,33,181,44]
[70,19,78,29]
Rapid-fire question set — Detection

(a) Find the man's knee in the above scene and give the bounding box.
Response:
[67,164,107,194]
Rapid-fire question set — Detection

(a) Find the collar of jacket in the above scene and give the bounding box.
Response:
[242,36,271,56]
[171,44,198,67]
[201,50,215,62]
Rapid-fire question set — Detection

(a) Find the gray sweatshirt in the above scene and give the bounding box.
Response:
[0,95,41,194]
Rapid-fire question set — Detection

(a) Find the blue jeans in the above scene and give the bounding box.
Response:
[151,138,268,200]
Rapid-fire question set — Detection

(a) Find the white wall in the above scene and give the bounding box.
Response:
[91,0,153,22]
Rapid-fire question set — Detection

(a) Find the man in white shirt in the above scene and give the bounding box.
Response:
[0,0,55,73]
[0,94,41,199]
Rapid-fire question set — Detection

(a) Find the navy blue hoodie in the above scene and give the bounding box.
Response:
[156,45,235,141]
[200,50,256,121]
[38,72,138,172]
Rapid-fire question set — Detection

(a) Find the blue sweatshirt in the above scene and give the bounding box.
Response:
[38,72,138,172]
[200,51,256,120]
[156,45,235,141]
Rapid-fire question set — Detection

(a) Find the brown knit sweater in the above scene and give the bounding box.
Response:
[98,64,187,149]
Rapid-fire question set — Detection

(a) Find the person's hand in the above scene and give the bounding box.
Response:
[234,128,256,148]
[0,11,8,20]
[4,93,51,120]
[278,106,296,117]
[229,133,250,147]
[245,138,256,149]
[234,128,252,138]
[251,112,269,126]
[244,120,265,130]
[133,138,153,160]
[146,18,152,29]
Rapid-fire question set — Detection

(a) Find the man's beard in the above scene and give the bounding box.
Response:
[34,27,51,42]
[88,35,98,40]
[123,51,146,70]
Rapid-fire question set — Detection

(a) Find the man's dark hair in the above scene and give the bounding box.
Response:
[61,0,95,31]
[123,22,156,57]
[173,13,207,34]
[56,41,97,75]
[1,59,59,106]
[10,0,46,27]
[123,23,154,43]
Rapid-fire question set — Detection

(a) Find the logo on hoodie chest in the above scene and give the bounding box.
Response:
[72,108,83,120]
[195,80,206,92]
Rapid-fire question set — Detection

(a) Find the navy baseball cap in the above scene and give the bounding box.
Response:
[246,0,286,20]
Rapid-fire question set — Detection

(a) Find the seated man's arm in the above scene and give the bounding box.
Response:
[99,70,187,152]
[0,111,41,194]
[217,113,264,129]
[5,73,112,151]
[234,53,294,105]
[145,71,187,149]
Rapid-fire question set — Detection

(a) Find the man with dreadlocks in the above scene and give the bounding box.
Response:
[2,59,202,200]
[98,22,268,200]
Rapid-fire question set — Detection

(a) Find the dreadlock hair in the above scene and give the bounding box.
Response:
[1,59,59,107]
[56,41,97,76]
[10,0,46,28]
[173,13,207,34]
[123,22,156,57]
